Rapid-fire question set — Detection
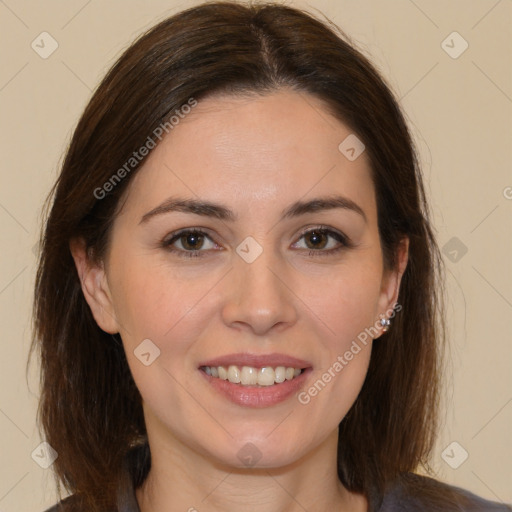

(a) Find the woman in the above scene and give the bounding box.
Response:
[32,2,511,511]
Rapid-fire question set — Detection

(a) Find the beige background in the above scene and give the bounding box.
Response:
[0,0,511,510]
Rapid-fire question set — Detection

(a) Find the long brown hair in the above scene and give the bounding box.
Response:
[32,1,447,509]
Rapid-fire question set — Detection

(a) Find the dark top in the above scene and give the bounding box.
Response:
[44,475,512,512]
[44,451,512,512]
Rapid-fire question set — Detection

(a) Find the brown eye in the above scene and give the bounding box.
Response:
[304,230,329,249]
[163,229,218,258]
[292,226,351,257]
[179,232,205,250]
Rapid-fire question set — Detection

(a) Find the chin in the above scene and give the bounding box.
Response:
[199,431,310,471]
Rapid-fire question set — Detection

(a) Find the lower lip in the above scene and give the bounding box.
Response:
[199,368,312,408]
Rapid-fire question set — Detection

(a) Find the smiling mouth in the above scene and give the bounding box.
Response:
[200,365,305,386]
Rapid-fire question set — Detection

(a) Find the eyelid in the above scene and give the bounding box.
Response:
[295,224,349,244]
[165,227,216,242]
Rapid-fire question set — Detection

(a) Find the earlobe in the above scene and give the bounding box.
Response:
[376,237,409,336]
[69,237,120,334]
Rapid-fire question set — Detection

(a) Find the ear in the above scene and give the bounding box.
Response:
[375,236,409,337]
[69,237,120,334]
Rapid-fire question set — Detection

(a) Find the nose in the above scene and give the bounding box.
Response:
[221,249,298,336]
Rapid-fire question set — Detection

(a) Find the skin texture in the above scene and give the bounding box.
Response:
[71,90,408,512]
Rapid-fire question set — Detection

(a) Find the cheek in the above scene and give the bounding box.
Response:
[111,260,221,405]
[296,259,383,346]
[114,268,214,432]
[281,259,381,424]
[110,256,215,347]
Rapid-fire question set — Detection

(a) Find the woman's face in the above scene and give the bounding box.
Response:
[75,90,407,469]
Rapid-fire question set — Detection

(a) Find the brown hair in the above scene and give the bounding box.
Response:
[32,1,448,509]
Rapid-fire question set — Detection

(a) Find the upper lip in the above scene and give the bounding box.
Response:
[198,353,312,369]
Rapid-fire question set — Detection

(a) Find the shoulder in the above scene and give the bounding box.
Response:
[42,495,95,512]
[41,488,138,512]
[378,472,512,512]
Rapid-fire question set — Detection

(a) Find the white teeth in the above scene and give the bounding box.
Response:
[240,366,258,385]
[258,367,275,386]
[227,365,241,383]
[274,366,286,383]
[202,365,304,386]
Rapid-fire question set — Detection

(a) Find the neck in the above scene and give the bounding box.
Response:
[135,428,368,512]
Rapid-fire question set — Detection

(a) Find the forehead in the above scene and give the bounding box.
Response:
[117,90,376,223]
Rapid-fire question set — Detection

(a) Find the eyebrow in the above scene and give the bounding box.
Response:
[139,195,367,225]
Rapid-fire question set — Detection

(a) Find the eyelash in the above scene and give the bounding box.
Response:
[162,226,353,259]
